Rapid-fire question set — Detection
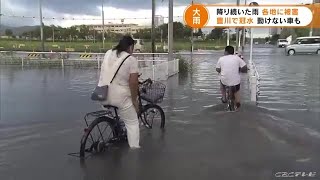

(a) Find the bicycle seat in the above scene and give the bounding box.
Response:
[103,105,118,110]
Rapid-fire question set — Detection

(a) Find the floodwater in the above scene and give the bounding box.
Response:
[0,46,320,180]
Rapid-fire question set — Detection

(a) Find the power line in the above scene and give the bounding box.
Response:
[1,14,183,21]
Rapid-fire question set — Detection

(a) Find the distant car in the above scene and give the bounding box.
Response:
[277,39,289,48]
[285,36,320,56]
[254,42,259,45]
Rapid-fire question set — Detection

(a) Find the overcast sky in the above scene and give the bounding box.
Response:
[1,0,313,37]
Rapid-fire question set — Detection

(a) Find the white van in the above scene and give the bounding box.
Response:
[277,39,289,48]
[133,39,144,52]
[285,36,320,56]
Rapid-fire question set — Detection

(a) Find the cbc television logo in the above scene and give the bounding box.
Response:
[275,172,317,178]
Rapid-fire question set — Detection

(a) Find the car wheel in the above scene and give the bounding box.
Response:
[288,49,295,56]
[317,49,320,55]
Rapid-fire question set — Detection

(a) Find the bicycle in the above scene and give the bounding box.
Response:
[225,86,236,111]
[79,78,166,158]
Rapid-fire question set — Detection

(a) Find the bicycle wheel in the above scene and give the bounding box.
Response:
[229,99,235,111]
[228,89,235,111]
[226,88,235,111]
[80,116,116,158]
[140,104,165,129]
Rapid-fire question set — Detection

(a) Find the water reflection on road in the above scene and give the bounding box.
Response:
[0,45,319,179]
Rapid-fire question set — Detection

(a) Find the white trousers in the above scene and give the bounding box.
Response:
[118,105,140,148]
[102,84,140,148]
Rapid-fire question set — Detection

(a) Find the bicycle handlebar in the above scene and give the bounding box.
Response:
[139,78,152,85]
[138,73,153,85]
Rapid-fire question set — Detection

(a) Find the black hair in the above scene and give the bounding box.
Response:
[225,45,235,55]
[113,35,135,56]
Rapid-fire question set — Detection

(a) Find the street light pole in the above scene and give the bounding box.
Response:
[235,0,240,52]
[94,29,96,43]
[151,0,156,56]
[241,0,247,51]
[0,0,2,32]
[102,0,105,49]
[227,28,230,45]
[249,2,259,64]
[168,0,173,61]
[52,26,54,43]
[39,0,45,52]
[191,0,194,53]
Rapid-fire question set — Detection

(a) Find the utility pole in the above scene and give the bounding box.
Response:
[93,29,96,43]
[242,0,247,51]
[191,0,194,53]
[235,0,240,52]
[39,0,45,52]
[168,0,173,61]
[227,28,230,46]
[0,0,2,32]
[52,26,54,43]
[151,0,156,55]
[249,2,259,64]
[309,0,315,36]
[102,0,105,49]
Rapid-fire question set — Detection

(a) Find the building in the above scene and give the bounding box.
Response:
[154,15,164,27]
[87,23,145,35]
[270,28,282,36]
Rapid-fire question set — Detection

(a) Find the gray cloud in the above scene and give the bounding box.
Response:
[1,0,310,27]
[1,0,235,26]
[3,0,310,19]
[4,0,239,17]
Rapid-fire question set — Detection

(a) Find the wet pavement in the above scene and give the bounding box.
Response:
[0,45,320,180]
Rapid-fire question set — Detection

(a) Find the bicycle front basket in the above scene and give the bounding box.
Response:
[140,81,166,104]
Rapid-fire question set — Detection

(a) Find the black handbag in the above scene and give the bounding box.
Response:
[91,55,131,101]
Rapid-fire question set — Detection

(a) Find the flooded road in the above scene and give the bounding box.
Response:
[0,46,319,179]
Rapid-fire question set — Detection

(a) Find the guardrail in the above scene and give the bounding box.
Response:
[0,51,179,81]
[248,59,261,102]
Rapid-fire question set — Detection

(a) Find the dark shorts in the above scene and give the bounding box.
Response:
[220,81,240,93]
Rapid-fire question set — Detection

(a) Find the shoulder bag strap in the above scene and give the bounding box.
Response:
[110,55,131,83]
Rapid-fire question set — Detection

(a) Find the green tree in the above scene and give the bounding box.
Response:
[78,25,90,40]
[265,36,270,43]
[270,34,280,44]
[5,29,13,36]
[207,28,224,40]
[43,25,53,39]
[194,28,203,37]
[172,22,187,39]
[183,26,192,39]
[231,33,236,41]
[294,28,309,37]
[280,28,295,39]
[64,26,78,41]
[135,28,152,39]
[105,31,122,41]
[54,26,66,41]
[157,22,191,40]
[313,28,320,36]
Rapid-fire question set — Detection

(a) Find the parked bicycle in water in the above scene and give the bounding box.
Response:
[79,77,166,158]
